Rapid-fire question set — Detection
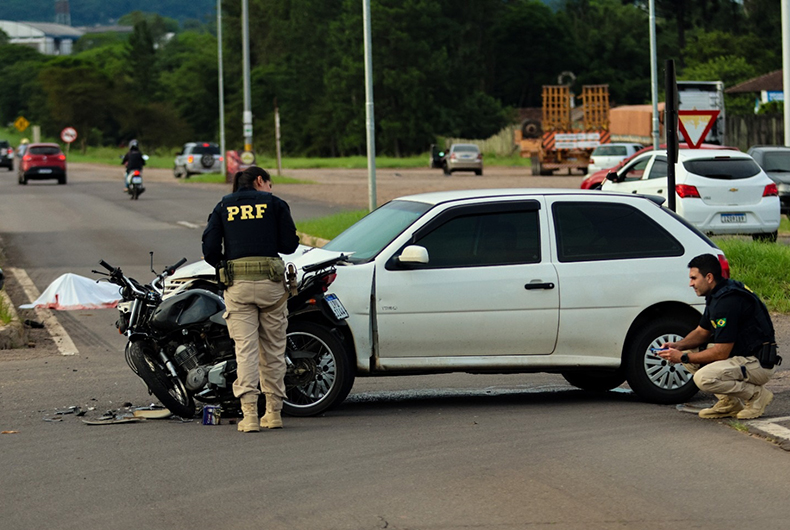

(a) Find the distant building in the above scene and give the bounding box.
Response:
[726,70,784,112]
[0,20,83,55]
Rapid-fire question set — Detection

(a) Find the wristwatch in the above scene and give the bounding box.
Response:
[680,352,690,364]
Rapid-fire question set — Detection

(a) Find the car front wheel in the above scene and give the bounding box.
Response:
[624,317,698,404]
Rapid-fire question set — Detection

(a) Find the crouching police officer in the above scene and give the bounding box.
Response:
[202,166,300,432]
[658,254,780,420]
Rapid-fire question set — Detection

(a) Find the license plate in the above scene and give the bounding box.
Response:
[131,176,143,184]
[38,168,52,174]
[324,293,349,320]
[721,213,746,223]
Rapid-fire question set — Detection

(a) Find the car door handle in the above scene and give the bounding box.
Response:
[524,282,555,290]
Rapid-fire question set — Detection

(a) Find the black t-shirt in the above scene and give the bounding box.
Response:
[700,279,773,357]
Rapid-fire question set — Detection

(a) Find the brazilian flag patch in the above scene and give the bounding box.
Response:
[711,318,727,329]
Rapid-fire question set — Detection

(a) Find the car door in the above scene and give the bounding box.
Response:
[602,153,661,195]
[374,200,559,358]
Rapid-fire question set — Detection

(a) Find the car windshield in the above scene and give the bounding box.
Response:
[682,158,761,179]
[191,144,220,155]
[593,145,628,156]
[29,146,61,155]
[322,200,431,262]
[761,151,790,172]
[452,145,479,153]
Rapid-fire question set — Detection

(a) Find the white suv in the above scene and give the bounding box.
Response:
[171,189,728,413]
[601,150,780,241]
[173,142,223,178]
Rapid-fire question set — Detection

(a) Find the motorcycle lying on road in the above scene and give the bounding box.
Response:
[94,254,354,418]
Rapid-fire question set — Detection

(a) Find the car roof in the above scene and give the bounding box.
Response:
[394,188,652,206]
[450,143,479,149]
[748,145,790,152]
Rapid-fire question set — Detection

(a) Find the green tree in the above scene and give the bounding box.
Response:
[125,20,159,101]
[0,45,47,126]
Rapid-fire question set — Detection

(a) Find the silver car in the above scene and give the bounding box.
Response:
[747,145,790,215]
[173,142,223,178]
[443,143,483,176]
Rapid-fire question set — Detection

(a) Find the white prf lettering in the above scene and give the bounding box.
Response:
[240,205,254,219]
[255,204,268,217]
[227,206,240,221]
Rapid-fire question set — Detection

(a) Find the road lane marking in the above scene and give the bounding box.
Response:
[177,221,201,229]
[8,268,78,356]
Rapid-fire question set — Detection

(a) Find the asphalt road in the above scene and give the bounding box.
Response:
[2,164,790,530]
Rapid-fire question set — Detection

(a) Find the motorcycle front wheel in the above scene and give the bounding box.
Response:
[283,321,354,417]
[128,341,196,418]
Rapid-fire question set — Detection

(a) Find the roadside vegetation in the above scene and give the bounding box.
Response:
[0,293,14,325]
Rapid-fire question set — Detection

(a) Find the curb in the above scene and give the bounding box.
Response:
[746,416,790,451]
[0,288,27,349]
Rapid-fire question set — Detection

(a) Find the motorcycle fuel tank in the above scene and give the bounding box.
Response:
[150,289,225,331]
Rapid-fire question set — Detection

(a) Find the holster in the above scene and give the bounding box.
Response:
[757,342,782,369]
[217,260,233,289]
[284,262,298,297]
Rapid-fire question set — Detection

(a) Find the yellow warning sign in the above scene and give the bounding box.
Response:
[14,116,30,132]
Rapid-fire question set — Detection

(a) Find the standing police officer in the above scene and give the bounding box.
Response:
[202,166,300,432]
[658,254,779,420]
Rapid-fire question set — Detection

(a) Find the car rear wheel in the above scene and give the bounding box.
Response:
[475,169,483,176]
[58,174,66,185]
[624,317,698,404]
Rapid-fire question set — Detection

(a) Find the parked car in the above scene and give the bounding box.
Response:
[168,189,731,410]
[0,140,13,171]
[173,142,223,178]
[581,143,739,190]
[18,143,67,185]
[587,142,643,173]
[443,143,483,176]
[747,145,790,215]
[601,150,780,241]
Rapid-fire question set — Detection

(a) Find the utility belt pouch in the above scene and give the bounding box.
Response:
[217,260,233,288]
[228,257,284,282]
[757,342,782,369]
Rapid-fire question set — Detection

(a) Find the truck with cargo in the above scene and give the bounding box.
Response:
[514,85,610,176]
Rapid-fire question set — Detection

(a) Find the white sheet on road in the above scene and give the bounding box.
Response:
[19,273,120,310]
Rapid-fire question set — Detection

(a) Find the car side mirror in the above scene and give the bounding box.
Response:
[605,171,619,183]
[398,245,429,265]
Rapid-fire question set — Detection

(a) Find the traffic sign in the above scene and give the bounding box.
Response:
[14,116,29,132]
[678,110,719,149]
[240,151,256,165]
[61,127,78,143]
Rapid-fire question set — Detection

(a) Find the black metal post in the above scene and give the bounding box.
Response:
[665,60,679,212]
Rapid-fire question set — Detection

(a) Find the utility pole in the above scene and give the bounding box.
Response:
[217,0,226,178]
[649,0,659,150]
[363,0,377,212]
[241,0,253,158]
[783,0,790,145]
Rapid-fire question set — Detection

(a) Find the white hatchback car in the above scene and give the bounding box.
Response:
[172,189,729,413]
[601,150,780,241]
[587,142,644,173]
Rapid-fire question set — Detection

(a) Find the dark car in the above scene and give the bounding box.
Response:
[0,140,13,171]
[19,143,67,185]
[747,145,790,215]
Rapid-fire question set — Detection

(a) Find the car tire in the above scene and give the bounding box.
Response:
[562,370,626,392]
[752,231,778,243]
[200,154,214,169]
[624,316,699,404]
[475,169,483,176]
[173,165,182,178]
[58,174,66,185]
[531,158,541,176]
[521,119,542,139]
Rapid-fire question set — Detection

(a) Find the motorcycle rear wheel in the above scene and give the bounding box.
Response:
[128,341,196,418]
[283,321,354,417]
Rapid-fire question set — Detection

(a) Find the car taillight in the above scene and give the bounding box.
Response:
[450,154,457,160]
[219,156,224,162]
[675,184,700,198]
[589,157,595,165]
[477,153,483,160]
[187,155,194,163]
[320,272,337,291]
[23,155,32,162]
[58,154,66,161]
[718,254,730,279]
[763,183,779,197]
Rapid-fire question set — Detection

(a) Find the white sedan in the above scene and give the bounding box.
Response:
[601,150,780,241]
[587,142,644,173]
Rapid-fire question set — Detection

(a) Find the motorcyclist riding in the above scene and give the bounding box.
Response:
[121,139,146,192]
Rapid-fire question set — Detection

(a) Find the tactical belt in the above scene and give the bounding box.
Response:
[220,256,285,285]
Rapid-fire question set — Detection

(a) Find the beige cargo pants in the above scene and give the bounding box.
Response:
[223,279,289,411]
[684,356,775,400]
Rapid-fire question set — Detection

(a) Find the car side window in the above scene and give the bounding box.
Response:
[552,202,684,262]
[646,158,668,179]
[415,210,541,268]
[621,158,650,181]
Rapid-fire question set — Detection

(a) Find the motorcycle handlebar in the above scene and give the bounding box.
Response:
[165,258,187,276]
[98,259,115,273]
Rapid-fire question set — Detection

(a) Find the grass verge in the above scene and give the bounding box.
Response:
[0,292,14,325]
[183,173,311,185]
[295,210,368,241]
[713,237,790,312]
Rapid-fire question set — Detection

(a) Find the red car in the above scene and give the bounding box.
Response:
[19,142,67,185]
[580,143,739,190]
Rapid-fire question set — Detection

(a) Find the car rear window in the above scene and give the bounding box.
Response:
[190,144,220,155]
[29,146,62,155]
[682,158,761,179]
[552,201,684,262]
[452,145,479,153]
[0,141,9,148]
[761,151,790,172]
[593,145,627,156]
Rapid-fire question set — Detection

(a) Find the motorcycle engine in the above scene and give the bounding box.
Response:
[174,343,200,371]
[185,366,209,391]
